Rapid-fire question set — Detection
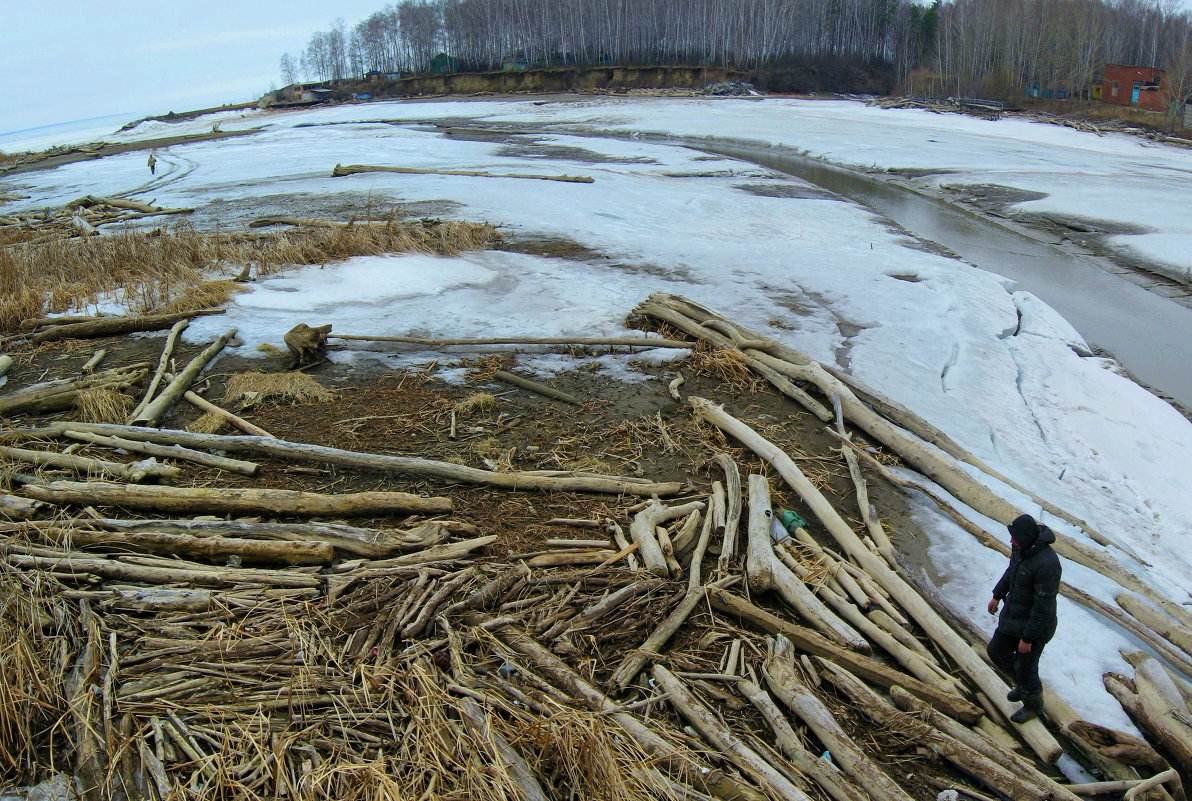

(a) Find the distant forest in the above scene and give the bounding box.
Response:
[281,0,1192,102]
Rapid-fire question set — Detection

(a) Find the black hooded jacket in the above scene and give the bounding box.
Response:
[992,522,1062,644]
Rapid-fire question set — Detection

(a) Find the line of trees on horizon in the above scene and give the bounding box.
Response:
[279,0,1192,108]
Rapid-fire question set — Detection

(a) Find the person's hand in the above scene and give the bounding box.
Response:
[987,598,1000,615]
[1017,639,1033,654]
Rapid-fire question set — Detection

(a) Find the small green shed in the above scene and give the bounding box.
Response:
[429,53,460,74]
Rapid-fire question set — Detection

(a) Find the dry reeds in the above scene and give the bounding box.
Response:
[454,392,497,415]
[0,217,502,333]
[223,371,334,408]
[75,387,134,423]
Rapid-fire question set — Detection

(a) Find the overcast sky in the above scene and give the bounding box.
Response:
[0,0,383,134]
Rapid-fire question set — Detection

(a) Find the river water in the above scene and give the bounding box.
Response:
[700,142,1192,413]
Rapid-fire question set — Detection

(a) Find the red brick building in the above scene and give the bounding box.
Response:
[1102,64,1169,112]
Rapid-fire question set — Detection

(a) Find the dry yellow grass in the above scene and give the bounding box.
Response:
[186,411,227,434]
[155,279,249,315]
[453,391,497,415]
[75,387,135,423]
[0,218,503,332]
[223,371,334,407]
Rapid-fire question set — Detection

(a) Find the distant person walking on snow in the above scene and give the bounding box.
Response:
[987,513,1061,723]
[147,153,157,174]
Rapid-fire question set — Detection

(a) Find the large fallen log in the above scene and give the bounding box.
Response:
[0,366,147,417]
[17,479,452,517]
[331,333,691,348]
[332,163,595,183]
[1105,655,1192,779]
[28,526,334,566]
[691,396,1061,762]
[84,517,448,558]
[11,422,685,497]
[5,551,323,589]
[709,588,981,724]
[29,310,223,344]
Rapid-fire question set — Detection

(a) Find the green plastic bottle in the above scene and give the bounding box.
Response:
[778,508,806,534]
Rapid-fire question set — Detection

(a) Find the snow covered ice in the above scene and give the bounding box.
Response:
[5,95,1191,734]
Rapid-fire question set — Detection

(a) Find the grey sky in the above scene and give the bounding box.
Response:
[0,0,382,134]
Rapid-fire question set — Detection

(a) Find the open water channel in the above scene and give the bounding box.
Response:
[698,141,1192,413]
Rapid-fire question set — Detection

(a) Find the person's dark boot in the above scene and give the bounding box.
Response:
[1010,693,1043,723]
[1006,687,1023,702]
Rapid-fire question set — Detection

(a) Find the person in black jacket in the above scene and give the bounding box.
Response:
[987,513,1062,723]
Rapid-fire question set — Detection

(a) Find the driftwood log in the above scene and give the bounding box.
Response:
[332,163,595,183]
[29,526,334,566]
[709,588,981,723]
[10,422,685,497]
[331,333,691,349]
[29,309,222,344]
[132,329,237,427]
[62,430,259,476]
[0,444,180,483]
[17,479,452,517]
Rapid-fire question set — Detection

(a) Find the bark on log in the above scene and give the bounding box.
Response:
[30,309,223,344]
[653,665,815,801]
[745,474,869,651]
[1105,667,1192,780]
[17,421,684,496]
[0,493,50,521]
[132,329,237,426]
[492,369,581,405]
[762,637,914,801]
[62,429,259,476]
[0,444,181,483]
[17,479,452,517]
[31,526,333,565]
[332,163,595,183]
[691,397,1060,762]
[709,588,981,723]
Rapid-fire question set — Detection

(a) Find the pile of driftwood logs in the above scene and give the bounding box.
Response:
[0,194,193,244]
[1,291,1190,801]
